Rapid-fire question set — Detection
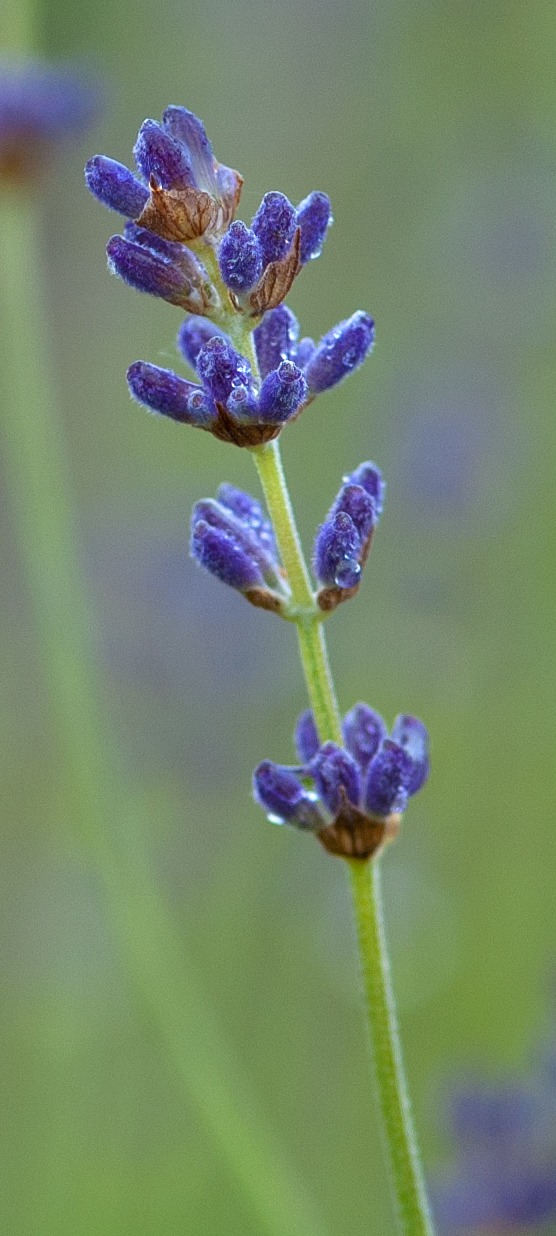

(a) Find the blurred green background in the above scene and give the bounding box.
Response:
[1,0,556,1232]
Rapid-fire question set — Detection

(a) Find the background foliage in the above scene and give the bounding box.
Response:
[2,0,556,1231]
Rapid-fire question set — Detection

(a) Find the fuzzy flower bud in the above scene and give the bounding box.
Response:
[253,762,324,830]
[305,311,375,394]
[331,483,377,541]
[251,191,297,266]
[85,155,149,217]
[226,384,260,422]
[312,742,362,814]
[313,510,362,589]
[364,740,414,817]
[218,220,263,293]
[293,337,316,370]
[133,118,193,190]
[294,710,320,764]
[177,318,228,370]
[347,461,386,517]
[107,234,193,305]
[196,336,251,404]
[342,704,387,772]
[296,191,332,264]
[191,520,265,592]
[253,306,299,379]
[258,360,307,423]
[390,715,430,794]
[126,361,214,426]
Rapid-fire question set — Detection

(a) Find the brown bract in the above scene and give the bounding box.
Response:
[209,403,282,448]
[244,587,285,614]
[137,168,244,243]
[317,790,401,860]
[248,229,301,315]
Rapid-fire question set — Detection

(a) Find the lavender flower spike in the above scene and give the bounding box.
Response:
[258,361,307,423]
[126,361,215,426]
[305,311,375,394]
[296,191,333,265]
[85,155,149,217]
[1,59,99,184]
[218,221,263,293]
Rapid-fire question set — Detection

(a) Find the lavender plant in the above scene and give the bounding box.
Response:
[0,53,330,1236]
[86,105,434,1234]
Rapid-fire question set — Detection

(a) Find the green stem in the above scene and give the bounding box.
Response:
[0,189,329,1236]
[249,431,435,1236]
[349,860,435,1236]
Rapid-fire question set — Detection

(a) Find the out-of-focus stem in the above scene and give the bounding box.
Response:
[249,426,436,1236]
[0,188,330,1236]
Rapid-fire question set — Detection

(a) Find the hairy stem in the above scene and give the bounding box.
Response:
[0,188,329,1236]
[349,860,435,1236]
[250,430,435,1236]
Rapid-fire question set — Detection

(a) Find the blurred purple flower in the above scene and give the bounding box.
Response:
[0,58,100,183]
[433,1065,556,1234]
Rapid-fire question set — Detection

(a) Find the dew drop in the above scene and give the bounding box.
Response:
[267,813,285,826]
[334,557,361,588]
[342,348,357,367]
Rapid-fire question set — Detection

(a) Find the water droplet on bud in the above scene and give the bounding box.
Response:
[334,557,361,588]
[267,813,285,826]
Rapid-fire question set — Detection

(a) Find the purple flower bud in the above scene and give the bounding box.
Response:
[332,483,376,541]
[342,704,388,771]
[177,318,228,370]
[124,221,196,266]
[217,484,277,558]
[296,191,332,264]
[390,715,430,795]
[196,336,251,403]
[126,361,214,426]
[257,361,307,423]
[253,761,323,830]
[348,462,385,518]
[294,710,320,763]
[85,155,149,217]
[364,740,413,817]
[162,106,215,193]
[218,221,263,293]
[251,191,297,267]
[191,521,264,592]
[133,118,193,190]
[253,306,299,379]
[226,384,260,422]
[312,742,362,814]
[313,511,362,588]
[107,235,191,304]
[192,499,276,577]
[305,311,375,394]
[293,337,316,370]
